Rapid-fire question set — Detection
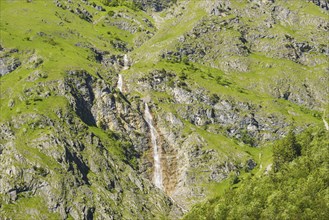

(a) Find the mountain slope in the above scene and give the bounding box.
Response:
[0,0,180,219]
[183,127,329,219]
[0,0,328,219]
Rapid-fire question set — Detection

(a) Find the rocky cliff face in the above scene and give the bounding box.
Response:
[162,0,328,110]
[0,66,181,219]
[0,0,327,219]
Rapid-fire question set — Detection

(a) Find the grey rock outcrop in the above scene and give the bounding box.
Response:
[0,57,21,76]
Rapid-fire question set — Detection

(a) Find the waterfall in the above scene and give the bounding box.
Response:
[117,54,128,93]
[123,54,129,70]
[117,74,123,93]
[323,118,329,131]
[144,103,163,189]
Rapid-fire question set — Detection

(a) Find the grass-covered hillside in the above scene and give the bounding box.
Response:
[0,0,328,219]
[184,127,329,219]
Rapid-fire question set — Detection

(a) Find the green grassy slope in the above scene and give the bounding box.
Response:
[0,0,328,219]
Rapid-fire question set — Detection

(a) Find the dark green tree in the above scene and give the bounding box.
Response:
[273,129,301,171]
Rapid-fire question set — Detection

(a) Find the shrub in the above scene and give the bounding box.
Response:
[210,93,219,104]
[108,10,115,17]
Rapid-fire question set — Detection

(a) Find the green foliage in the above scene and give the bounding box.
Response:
[215,75,231,86]
[179,71,188,80]
[184,126,329,220]
[33,166,48,177]
[43,38,58,46]
[240,129,255,147]
[273,129,301,171]
[107,10,115,17]
[230,173,240,185]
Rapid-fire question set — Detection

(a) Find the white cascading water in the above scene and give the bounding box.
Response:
[123,54,129,70]
[144,103,163,190]
[117,54,128,93]
[117,74,123,93]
